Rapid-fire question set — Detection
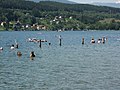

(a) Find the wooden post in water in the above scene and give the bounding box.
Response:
[60,38,62,46]
[59,35,62,46]
[39,39,42,48]
[82,37,84,45]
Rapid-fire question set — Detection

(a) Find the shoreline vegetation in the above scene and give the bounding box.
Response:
[0,0,120,31]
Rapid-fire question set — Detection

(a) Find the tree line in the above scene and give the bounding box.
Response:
[0,0,120,31]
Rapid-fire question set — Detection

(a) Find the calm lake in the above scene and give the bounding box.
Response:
[0,31,120,90]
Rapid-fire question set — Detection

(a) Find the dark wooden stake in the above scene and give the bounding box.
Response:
[59,38,62,46]
[82,37,84,45]
[39,39,42,48]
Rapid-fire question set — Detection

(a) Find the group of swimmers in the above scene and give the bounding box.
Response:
[0,43,36,58]
[17,51,35,58]
[82,37,107,45]
[14,43,36,58]
[27,38,47,43]
[10,43,18,50]
[0,36,107,58]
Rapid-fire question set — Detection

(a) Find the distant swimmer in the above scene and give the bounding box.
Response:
[91,38,95,43]
[0,47,3,51]
[27,38,47,43]
[11,44,15,50]
[15,43,19,48]
[102,37,105,44]
[30,51,35,58]
[17,51,22,57]
[48,42,51,45]
[97,39,101,44]
[15,39,18,48]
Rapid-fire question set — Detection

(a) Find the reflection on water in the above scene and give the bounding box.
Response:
[0,31,120,90]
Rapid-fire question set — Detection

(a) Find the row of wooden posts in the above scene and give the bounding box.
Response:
[39,36,106,48]
[39,37,62,48]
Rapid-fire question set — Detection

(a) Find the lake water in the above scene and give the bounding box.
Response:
[0,31,120,90]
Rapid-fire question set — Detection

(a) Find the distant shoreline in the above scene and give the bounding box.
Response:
[0,29,120,32]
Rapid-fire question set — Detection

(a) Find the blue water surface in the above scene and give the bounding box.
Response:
[0,31,120,90]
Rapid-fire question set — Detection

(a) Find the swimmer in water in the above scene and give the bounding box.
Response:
[0,47,3,51]
[102,37,105,44]
[97,39,101,44]
[30,51,35,57]
[91,38,95,43]
[11,44,15,50]
[15,43,19,48]
[17,51,22,57]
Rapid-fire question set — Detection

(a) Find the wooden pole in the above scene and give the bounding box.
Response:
[59,38,62,46]
[39,39,42,48]
[82,37,84,45]
[102,37,105,44]
[59,35,62,46]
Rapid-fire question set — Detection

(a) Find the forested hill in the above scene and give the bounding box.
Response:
[0,0,120,13]
[0,0,120,31]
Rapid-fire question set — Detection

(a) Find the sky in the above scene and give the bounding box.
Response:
[69,0,120,4]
